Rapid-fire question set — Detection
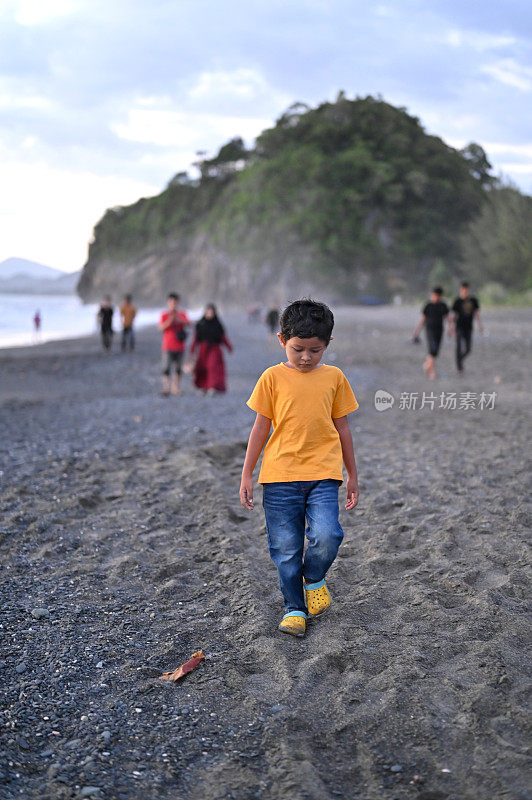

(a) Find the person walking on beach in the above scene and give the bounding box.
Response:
[158,293,190,396]
[32,309,41,342]
[240,299,359,638]
[412,286,449,379]
[191,303,233,394]
[120,294,137,352]
[449,281,483,374]
[265,307,279,337]
[97,296,114,352]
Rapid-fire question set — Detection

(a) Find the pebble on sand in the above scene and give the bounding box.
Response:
[31,607,50,619]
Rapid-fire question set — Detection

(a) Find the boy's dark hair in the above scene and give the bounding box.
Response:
[461,281,469,288]
[280,299,334,344]
[168,292,180,301]
[432,286,444,296]
[125,294,132,302]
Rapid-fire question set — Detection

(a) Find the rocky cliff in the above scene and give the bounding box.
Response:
[77,233,315,307]
[78,95,494,306]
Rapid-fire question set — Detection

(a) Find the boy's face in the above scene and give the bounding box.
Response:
[278,334,328,371]
[167,298,178,311]
[430,292,441,303]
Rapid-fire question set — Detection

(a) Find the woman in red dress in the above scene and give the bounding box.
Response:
[191,304,233,393]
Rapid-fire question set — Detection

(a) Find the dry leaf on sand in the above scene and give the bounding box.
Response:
[159,650,205,682]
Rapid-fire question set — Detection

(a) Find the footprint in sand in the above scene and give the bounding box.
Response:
[78,493,102,509]
[154,562,188,581]
[226,507,248,524]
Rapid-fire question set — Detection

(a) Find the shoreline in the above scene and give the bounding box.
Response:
[0,297,162,351]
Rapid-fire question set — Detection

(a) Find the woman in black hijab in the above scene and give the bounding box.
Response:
[191,304,233,393]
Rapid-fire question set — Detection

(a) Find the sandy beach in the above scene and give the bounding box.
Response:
[0,306,530,800]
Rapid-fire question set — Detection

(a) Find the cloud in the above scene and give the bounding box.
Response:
[443,29,516,51]
[440,136,532,188]
[482,141,532,181]
[503,163,532,175]
[108,67,291,176]
[187,68,291,111]
[5,0,82,26]
[189,69,273,101]
[374,6,397,18]
[0,81,52,110]
[483,142,532,158]
[0,0,531,269]
[0,150,159,270]
[430,0,532,35]
[481,58,532,91]
[112,107,273,151]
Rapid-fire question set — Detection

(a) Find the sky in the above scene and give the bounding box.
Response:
[0,0,531,272]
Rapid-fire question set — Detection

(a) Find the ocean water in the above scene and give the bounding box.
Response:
[0,293,161,348]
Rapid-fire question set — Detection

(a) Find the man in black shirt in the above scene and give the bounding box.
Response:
[97,296,114,352]
[449,282,483,373]
[412,286,449,379]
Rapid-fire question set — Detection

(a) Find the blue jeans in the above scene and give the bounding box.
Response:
[262,480,344,613]
[121,326,135,352]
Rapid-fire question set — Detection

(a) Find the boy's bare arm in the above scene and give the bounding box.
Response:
[159,314,174,331]
[333,415,359,511]
[448,311,456,334]
[412,314,425,339]
[240,413,272,510]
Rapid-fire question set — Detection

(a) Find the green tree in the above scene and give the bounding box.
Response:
[460,180,532,290]
[81,95,529,304]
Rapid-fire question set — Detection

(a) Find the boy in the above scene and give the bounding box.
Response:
[158,293,190,396]
[120,294,137,352]
[412,286,449,379]
[449,281,483,374]
[239,299,359,638]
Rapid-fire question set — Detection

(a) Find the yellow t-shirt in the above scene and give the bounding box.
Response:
[247,363,359,484]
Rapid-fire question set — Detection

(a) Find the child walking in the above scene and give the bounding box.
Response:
[239,299,359,638]
[412,286,449,379]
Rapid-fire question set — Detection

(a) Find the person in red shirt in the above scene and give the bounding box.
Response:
[158,293,190,396]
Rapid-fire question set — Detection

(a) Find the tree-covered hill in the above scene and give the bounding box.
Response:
[78,95,531,305]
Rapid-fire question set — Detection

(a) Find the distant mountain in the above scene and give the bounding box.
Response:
[0,257,64,280]
[52,271,81,292]
[0,258,80,295]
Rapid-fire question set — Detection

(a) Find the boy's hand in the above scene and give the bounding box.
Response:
[345,478,359,511]
[240,476,254,510]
